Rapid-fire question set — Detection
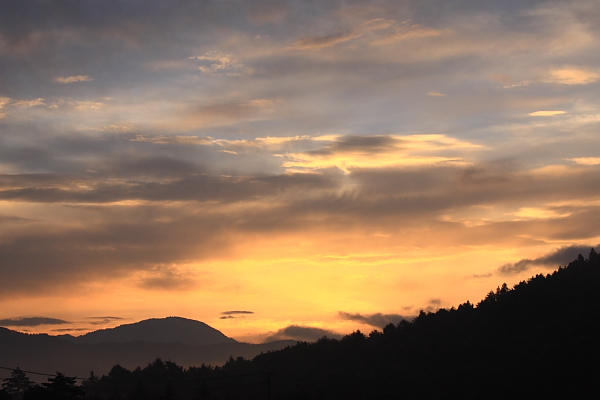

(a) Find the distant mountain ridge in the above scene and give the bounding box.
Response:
[0,318,294,380]
[59,316,237,346]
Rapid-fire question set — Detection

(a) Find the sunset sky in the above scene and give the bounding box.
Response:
[1,0,599,343]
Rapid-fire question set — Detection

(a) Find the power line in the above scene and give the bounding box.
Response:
[0,366,82,381]
[0,365,268,384]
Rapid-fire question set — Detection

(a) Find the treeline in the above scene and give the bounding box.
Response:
[3,250,600,399]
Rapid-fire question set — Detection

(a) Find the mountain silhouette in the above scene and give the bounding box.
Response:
[59,316,236,346]
[0,318,294,381]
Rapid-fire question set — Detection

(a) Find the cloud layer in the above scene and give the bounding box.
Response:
[1,0,600,338]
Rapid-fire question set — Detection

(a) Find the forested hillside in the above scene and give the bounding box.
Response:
[3,250,599,399]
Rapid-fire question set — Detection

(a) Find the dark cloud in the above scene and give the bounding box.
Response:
[221,311,254,315]
[498,245,599,275]
[263,325,343,342]
[137,266,197,291]
[2,161,600,297]
[420,298,445,313]
[52,328,89,332]
[84,317,128,325]
[0,208,232,296]
[338,311,407,328]
[0,168,338,204]
[220,311,254,319]
[0,317,71,327]
[306,135,398,157]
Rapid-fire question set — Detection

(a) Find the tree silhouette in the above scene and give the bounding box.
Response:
[2,368,32,400]
[41,373,84,400]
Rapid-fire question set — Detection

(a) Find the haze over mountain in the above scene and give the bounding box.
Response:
[59,317,236,347]
[0,318,293,380]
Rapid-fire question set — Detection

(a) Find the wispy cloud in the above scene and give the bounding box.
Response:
[190,52,252,76]
[289,19,443,50]
[84,316,128,325]
[289,18,394,50]
[53,75,94,84]
[13,98,45,108]
[0,317,71,327]
[543,68,600,85]
[220,311,254,319]
[282,134,480,172]
[131,135,213,145]
[528,111,566,117]
[569,157,600,166]
[498,245,598,275]
[222,311,254,315]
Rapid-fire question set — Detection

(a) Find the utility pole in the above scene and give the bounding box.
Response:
[267,371,271,400]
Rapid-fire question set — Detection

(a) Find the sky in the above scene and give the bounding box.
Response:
[1,0,599,343]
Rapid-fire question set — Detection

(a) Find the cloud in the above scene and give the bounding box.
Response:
[190,52,252,76]
[289,18,394,50]
[282,134,480,172]
[52,328,90,332]
[369,23,445,45]
[508,207,571,220]
[289,19,444,50]
[471,273,493,279]
[12,98,45,108]
[0,97,10,119]
[131,135,213,145]
[73,101,104,110]
[177,98,281,129]
[569,158,600,166]
[137,265,197,291]
[221,311,254,315]
[427,91,446,97]
[84,316,127,325]
[1,0,600,312]
[0,317,71,327]
[338,311,407,328]
[490,74,514,85]
[53,75,93,84]
[528,111,566,116]
[220,311,254,319]
[0,169,336,204]
[3,158,600,298]
[543,68,600,85]
[498,245,598,275]
[263,325,343,342]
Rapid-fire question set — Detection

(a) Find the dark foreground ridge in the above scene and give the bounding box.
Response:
[3,250,600,399]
